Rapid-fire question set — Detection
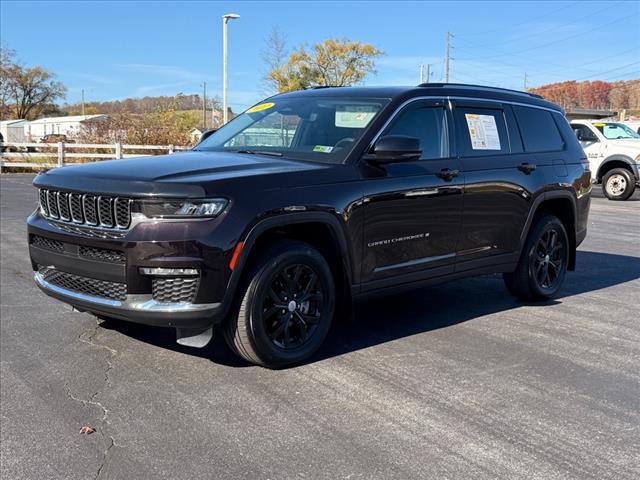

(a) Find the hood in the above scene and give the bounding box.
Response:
[33,151,330,198]
[608,139,640,153]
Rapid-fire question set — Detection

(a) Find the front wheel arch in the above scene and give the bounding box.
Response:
[596,155,638,183]
[221,212,354,320]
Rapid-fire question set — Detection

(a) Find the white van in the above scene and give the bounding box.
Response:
[570,120,640,200]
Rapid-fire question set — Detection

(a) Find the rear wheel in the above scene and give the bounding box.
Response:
[224,240,335,368]
[602,168,636,201]
[504,214,569,300]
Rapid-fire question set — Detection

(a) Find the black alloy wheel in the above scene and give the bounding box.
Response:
[531,228,566,291]
[261,264,324,349]
[503,214,569,300]
[224,240,335,368]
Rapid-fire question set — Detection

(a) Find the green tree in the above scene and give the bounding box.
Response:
[268,38,383,93]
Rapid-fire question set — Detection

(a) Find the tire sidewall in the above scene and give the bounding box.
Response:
[244,246,335,367]
[603,168,635,201]
[526,217,569,298]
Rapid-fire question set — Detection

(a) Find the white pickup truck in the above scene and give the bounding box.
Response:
[571,120,640,200]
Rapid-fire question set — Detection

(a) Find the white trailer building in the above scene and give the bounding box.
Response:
[0,119,28,143]
[24,114,107,141]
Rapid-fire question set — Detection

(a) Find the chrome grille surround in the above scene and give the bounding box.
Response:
[47,190,59,218]
[98,196,114,227]
[38,189,131,233]
[69,193,84,223]
[58,192,71,221]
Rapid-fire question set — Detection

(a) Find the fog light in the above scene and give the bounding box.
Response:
[139,267,199,276]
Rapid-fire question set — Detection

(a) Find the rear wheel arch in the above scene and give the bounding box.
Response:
[521,193,577,271]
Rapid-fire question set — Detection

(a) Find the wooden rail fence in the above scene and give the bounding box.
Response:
[0,142,191,171]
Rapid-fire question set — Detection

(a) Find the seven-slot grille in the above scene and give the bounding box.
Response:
[39,189,131,229]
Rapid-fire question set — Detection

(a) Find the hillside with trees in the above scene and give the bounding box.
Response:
[528,80,640,111]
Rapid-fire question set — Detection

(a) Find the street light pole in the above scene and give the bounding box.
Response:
[222,13,240,125]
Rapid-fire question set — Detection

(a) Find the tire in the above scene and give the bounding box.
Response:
[223,240,335,368]
[503,214,569,301]
[602,168,636,201]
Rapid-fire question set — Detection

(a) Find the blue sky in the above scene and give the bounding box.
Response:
[1,0,639,111]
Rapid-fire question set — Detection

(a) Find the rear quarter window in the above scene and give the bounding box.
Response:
[514,105,565,153]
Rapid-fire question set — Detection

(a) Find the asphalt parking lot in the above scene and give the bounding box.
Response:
[1,173,639,480]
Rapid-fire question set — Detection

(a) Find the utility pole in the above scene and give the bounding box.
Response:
[444,31,451,83]
[222,13,240,125]
[202,82,207,129]
[426,64,432,84]
[81,89,85,117]
[524,72,528,91]
[420,64,425,84]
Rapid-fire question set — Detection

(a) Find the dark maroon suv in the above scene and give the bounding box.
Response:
[28,84,591,368]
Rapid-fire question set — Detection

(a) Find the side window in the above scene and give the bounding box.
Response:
[454,107,510,157]
[513,105,565,152]
[384,106,448,159]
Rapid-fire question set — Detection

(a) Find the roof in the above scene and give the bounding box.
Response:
[0,119,28,126]
[272,83,562,112]
[28,114,107,124]
[565,108,617,120]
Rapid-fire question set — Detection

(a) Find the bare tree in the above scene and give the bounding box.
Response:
[0,47,67,120]
[261,26,288,94]
[0,44,16,120]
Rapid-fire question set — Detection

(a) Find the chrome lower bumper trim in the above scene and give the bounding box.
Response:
[34,272,219,313]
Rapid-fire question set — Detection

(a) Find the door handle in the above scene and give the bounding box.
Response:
[518,163,537,174]
[436,168,460,181]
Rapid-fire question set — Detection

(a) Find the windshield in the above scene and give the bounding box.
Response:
[196,96,389,163]
[593,122,640,140]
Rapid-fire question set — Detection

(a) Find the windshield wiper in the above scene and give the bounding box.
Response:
[235,149,283,157]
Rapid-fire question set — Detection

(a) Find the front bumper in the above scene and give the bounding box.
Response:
[35,271,221,328]
[27,209,235,329]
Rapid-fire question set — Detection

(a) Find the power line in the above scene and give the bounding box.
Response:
[454,45,640,81]
[456,1,581,37]
[455,11,638,62]
[573,61,640,81]
[456,1,624,50]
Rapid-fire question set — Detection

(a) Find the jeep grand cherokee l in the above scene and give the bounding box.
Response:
[28,83,591,368]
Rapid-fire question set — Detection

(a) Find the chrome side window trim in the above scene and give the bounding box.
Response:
[367,94,562,151]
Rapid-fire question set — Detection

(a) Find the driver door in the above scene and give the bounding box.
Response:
[359,99,464,287]
[573,124,603,174]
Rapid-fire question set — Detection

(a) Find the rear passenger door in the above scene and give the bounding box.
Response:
[453,101,548,272]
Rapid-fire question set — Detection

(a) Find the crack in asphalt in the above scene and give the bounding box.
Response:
[65,320,121,480]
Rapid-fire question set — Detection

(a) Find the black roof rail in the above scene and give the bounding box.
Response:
[417,82,544,99]
[307,85,340,89]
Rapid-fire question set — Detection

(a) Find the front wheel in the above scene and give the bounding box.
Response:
[602,168,636,201]
[504,214,569,300]
[224,240,335,368]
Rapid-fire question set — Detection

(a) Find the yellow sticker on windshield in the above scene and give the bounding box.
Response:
[246,102,275,113]
[594,123,605,127]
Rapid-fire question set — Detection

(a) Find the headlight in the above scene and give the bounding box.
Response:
[134,198,228,219]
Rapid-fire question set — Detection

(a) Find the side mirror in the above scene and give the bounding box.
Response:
[369,135,422,164]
